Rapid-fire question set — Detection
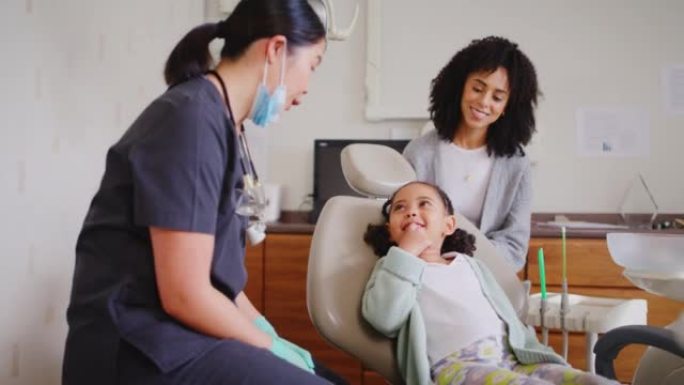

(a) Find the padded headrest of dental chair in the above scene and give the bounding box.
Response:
[307,143,529,383]
[340,143,416,198]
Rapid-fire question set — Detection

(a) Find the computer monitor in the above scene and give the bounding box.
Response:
[310,139,410,223]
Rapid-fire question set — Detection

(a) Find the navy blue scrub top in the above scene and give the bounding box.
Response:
[63,76,247,382]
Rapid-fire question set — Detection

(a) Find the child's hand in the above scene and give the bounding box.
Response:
[397,223,433,257]
[397,224,443,262]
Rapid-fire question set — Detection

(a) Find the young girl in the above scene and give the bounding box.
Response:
[361,182,620,385]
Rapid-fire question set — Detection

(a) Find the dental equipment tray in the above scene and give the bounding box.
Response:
[527,292,647,333]
[526,292,647,371]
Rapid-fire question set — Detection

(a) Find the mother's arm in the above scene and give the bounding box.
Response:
[486,163,532,272]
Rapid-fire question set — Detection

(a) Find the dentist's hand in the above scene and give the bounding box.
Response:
[253,315,278,338]
[270,337,315,373]
[279,338,315,371]
[255,315,315,372]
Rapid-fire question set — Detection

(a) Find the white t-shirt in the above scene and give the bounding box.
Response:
[435,142,493,226]
[418,254,505,365]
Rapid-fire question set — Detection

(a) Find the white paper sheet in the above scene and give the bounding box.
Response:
[576,107,650,158]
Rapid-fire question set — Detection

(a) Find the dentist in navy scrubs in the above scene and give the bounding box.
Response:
[62,1,346,384]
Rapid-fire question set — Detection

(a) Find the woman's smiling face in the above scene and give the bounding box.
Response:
[459,67,510,131]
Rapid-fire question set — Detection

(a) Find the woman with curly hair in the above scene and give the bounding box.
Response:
[403,36,539,271]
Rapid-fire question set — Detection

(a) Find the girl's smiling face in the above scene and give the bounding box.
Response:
[387,183,456,249]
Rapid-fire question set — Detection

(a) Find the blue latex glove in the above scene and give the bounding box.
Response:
[279,338,315,371]
[254,315,278,338]
[256,316,315,372]
[270,337,315,373]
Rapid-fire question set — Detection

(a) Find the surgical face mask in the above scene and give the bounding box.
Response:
[249,47,287,127]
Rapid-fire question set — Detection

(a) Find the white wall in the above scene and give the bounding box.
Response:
[1,1,682,384]
[0,1,203,383]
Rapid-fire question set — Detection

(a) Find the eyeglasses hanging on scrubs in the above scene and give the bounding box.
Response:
[235,133,268,245]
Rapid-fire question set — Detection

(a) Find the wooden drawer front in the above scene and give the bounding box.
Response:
[527,238,632,288]
[264,234,362,385]
[244,243,264,312]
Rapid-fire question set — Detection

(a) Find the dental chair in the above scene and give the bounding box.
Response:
[306,144,528,383]
[594,233,684,385]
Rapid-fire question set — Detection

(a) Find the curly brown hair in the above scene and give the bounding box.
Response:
[363,182,476,257]
[429,36,540,157]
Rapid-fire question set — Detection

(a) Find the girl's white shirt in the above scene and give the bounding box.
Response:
[435,142,493,227]
[418,253,505,365]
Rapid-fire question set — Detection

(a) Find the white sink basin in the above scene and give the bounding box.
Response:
[606,233,684,302]
[621,270,684,302]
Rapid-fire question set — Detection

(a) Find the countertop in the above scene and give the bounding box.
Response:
[530,213,684,238]
[266,211,684,238]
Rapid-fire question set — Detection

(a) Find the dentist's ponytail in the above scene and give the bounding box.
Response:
[164,0,325,86]
[164,23,219,86]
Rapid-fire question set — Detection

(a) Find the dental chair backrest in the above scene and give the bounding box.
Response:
[307,143,528,383]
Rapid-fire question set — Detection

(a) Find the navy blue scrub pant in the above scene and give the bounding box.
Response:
[117,339,346,385]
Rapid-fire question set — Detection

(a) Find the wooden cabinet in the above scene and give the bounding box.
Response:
[244,242,264,312]
[527,237,683,383]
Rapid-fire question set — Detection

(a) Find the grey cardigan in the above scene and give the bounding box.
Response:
[403,130,532,271]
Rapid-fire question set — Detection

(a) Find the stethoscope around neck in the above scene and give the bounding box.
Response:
[208,70,267,245]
